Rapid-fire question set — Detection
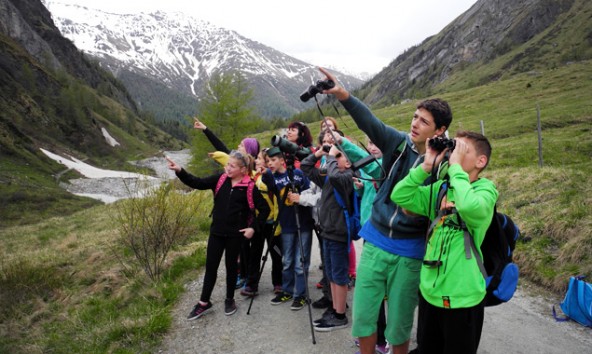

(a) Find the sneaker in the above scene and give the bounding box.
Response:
[375,343,389,354]
[290,296,307,311]
[312,296,332,309]
[224,298,237,316]
[270,292,293,305]
[187,302,212,320]
[273,285,283,294]
[313,307,335,325]
[240,286,258,297]
[235,276,245,289]
[313,313,348,332]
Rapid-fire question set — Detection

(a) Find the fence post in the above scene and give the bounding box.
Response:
[480,120,485,135]
[537,104,543,167]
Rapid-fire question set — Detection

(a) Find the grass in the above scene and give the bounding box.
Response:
[1,59,591,352]
[0,190,212,353]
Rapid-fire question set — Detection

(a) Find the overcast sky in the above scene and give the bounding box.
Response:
[50,0,478,75]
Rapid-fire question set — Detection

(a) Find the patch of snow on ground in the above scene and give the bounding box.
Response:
[40,148,188,203]
[101,127,120,147]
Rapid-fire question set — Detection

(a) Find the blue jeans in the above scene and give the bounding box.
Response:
[281,228,312,298]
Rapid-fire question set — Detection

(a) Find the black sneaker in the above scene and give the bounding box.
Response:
[314,313,348,332]
[312,296,332,309]
[313,307,335,325]
[290,296,307,311]
[187,302,212,320]
[270,292,293,305]
[224,298,237,316]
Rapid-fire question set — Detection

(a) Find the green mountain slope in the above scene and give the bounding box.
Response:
[0,0,186,227]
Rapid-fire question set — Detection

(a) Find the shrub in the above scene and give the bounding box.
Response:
[114,181,205,281]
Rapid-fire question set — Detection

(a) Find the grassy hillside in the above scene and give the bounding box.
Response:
[0,60,590,352]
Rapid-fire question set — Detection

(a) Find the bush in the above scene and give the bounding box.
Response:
[114,181,205,281]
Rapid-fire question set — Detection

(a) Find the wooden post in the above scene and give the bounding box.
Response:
[537,104,543,167]
[480,120,485,135]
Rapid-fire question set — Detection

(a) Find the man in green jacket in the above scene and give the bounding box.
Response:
[391,131,498,354]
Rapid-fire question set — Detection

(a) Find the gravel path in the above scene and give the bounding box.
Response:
[156,236,592,354]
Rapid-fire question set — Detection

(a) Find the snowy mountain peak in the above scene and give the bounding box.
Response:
[44,1,364,118]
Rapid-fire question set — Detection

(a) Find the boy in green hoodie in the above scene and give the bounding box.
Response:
[390,131,498,354]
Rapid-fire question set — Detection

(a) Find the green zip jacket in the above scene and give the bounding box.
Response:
[391,164,498,308]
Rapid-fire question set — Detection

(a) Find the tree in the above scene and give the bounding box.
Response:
[190,71,258,173]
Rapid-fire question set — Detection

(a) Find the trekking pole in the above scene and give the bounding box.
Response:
[287,166,317,345]
[246,221,280,314]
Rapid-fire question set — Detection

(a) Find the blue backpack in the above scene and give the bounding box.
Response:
[330,181,362,249]
[553,276,592,327]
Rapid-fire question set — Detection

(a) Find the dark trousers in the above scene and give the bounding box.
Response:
[417,292,484,354]
[246,222,282,288]
[377,300,387,346]
[315,226,332,300]
[200,234,243,302]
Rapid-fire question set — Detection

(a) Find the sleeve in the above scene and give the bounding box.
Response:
[447,164,498,232]
[202,127,231,154]
[340,95,406,158]
[341,138,382,179]
[261,169,277,197]
[326,157,354,202]
[252,186,271,228]
[176,169,220,191]
[298,182,321,207]
[390,165,435,218]
[300,153,324,187]
[210,151,229,166]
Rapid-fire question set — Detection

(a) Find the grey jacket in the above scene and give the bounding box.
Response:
[301,154,354,243]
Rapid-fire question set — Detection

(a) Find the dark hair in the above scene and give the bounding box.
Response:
[455,130,492,169]
[287,121,313,147]
[417,98,452,130]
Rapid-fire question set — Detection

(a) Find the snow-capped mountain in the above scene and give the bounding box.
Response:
[43,1,364,119]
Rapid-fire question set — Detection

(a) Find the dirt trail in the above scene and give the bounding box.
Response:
[157,236,592,354]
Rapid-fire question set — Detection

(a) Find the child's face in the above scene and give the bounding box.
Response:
[267,156,284,173]
[453,137,485,175]
[335,152,351,171]
[367,140,382,158]
[225,157,247,178]
[255,152,266,172]
[321,119,335,131]
[323,133,335,145]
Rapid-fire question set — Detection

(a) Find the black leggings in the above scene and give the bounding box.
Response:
[246,222,282,288]
[200,234,244,303]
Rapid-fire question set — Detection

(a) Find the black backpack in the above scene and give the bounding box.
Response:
[432,182,521,306]
[471,208,521,306]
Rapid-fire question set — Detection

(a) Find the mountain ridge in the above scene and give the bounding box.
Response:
[44,1,364,120]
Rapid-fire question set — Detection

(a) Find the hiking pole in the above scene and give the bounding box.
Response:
[246,221,280,314]
[286,165,317,345]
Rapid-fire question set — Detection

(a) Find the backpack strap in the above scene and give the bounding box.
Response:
[214,173,229,196]
[383,139,408,204]
[214,173,256,225]
[457,209,489,278]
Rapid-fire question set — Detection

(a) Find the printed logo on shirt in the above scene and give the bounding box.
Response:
[442,296,451,309]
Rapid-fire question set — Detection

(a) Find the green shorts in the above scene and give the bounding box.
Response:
[351,242,421,346]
